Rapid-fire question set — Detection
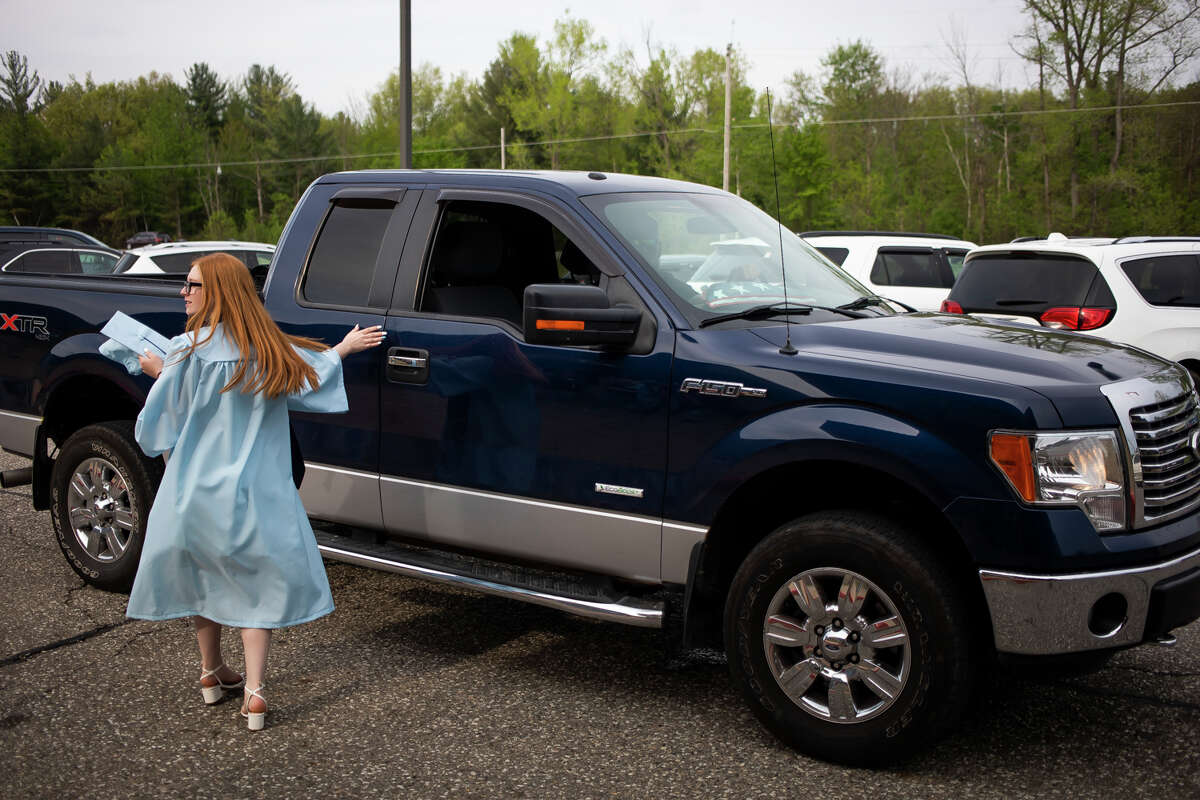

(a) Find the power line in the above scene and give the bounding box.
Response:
[1,100,1197,175]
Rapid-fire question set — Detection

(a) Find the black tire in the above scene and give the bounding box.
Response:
[50,421,163,592]
[724,510,975,766]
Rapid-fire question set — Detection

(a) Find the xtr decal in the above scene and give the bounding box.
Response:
[0,313,50,340]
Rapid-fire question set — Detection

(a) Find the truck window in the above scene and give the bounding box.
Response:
[303,202,393,308]
[419,200,592,328]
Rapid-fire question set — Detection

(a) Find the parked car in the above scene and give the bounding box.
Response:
[799,231,977,311]
[114,241,275,280]
[124,231,173,249]
[0,226,109,248]
[941,234,1200,381]
[0,242,122,274]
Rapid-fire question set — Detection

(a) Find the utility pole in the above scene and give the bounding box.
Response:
[398,0,412,168]
[500,127,506,169]
[722,42,732,192]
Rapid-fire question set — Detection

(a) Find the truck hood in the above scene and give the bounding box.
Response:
[749,313,1175,425]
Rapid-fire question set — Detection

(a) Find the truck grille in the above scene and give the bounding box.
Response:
[1130,390,1200,524]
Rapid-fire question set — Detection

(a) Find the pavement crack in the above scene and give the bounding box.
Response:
[109,627,159,659]
[0,620,131,668]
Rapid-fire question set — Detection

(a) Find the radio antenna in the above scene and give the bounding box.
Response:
[765,88,797,356]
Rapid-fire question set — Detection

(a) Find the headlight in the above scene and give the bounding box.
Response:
[989,430,1126,532]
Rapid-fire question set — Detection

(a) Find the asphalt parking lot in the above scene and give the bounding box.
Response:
[1,449,1198,799]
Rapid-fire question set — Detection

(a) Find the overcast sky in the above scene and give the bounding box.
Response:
[5,0,1039,117]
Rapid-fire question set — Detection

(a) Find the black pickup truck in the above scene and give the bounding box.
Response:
[1,170,1198,764]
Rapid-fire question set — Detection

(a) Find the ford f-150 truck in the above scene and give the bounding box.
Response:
[1,170,1198,765]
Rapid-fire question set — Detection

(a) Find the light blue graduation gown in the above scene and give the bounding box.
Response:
[126,325,345,628]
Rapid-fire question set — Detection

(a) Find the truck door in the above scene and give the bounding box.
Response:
[378,189,674,583]
[267,185,418,531]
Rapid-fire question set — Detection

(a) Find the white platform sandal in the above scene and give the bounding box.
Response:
[241,684,267,731]
[199,663,245,705]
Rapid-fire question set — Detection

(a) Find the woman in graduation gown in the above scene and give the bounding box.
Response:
[127,252,384,731]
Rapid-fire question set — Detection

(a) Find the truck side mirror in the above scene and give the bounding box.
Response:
[522,284,641,349]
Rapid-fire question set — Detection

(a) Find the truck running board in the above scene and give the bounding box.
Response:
[313,527,664,629]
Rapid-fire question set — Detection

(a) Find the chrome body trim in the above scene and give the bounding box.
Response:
[316,543,663,628]
[661,521,709,584]
[979,545,1200,655]
[299,463,383,530]
[0,410,41,457]
[379,475,663,583]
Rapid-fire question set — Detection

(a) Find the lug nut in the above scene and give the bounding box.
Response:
[832,619,843,630]
[848,632,860,642]
[849,654,859,663]
[814,626,824,636]
[833,662,843,670]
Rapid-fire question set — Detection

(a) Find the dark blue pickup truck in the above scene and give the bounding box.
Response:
[2,170,1199,764]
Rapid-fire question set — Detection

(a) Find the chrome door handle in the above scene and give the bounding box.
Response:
[388,355,427,369]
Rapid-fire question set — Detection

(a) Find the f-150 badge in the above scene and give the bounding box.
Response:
[680,378,767,398]
[0,313,49,340]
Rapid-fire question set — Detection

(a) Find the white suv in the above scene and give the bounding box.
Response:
[942,234,1200,381]
[799,231,977,311]
[114,241,275,276]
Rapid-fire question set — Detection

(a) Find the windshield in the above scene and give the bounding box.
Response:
[581,192,882,324]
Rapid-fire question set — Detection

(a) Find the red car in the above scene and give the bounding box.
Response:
[124,230,172,249]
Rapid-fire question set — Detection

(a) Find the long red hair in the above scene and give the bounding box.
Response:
[178,253,327,397]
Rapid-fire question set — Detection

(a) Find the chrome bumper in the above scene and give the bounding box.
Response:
[979,545,1200,655]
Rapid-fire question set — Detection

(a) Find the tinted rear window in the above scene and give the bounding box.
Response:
[816,246,849,266]
[870,248,947,288]
[5,249,76,273]
[302,203,392,307]
[150,252,202,273]
[951,254,1109,312]
[1121,254,1200,307]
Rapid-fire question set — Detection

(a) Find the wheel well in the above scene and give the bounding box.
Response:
[1180,359,1200,383]
[684,460,991,651]
[42,375,141,447]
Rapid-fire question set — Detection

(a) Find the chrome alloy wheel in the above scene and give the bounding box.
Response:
[67,457,135,563]
[762,567,911,723]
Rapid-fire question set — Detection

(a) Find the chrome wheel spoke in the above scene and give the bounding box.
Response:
[836,573,868,619]
[765,614,812,647]
[112,509,135,530]
[89,461,105,487]
[865,615,908,649]
[103,527,125,557]
[83,529,103,557]
[856,659,903,700]
[788,574,826,619]
[778,661,820,698]
[69,472,92,499]
[69,507,99,530]
[826,675,856,721]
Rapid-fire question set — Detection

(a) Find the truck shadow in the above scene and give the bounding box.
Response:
[318,568,1200,776]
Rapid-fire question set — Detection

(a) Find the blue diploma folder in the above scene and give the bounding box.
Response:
[99,312,171,374]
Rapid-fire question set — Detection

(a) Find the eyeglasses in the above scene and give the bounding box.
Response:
[183,280,203,295]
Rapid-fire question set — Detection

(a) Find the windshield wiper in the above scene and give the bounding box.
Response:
[699,302,867,328]
[837,294,913,313]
